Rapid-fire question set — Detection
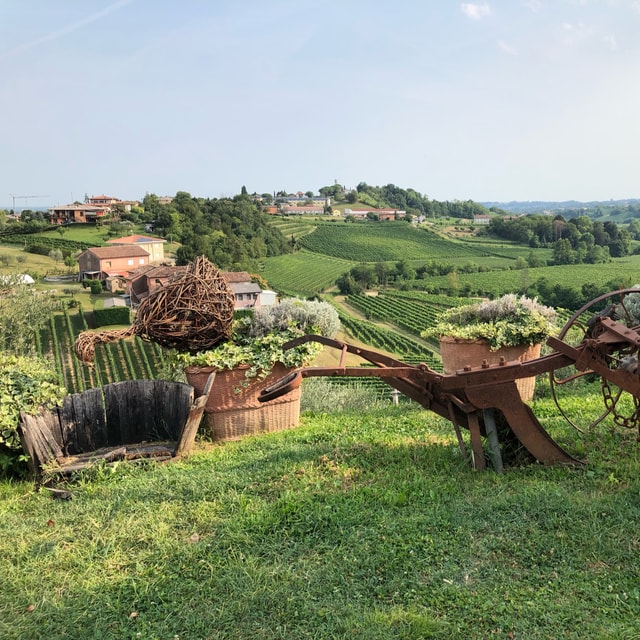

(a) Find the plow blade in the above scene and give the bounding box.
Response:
[465,383,582,466]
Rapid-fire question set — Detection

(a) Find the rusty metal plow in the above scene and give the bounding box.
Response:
[259,289,640,471]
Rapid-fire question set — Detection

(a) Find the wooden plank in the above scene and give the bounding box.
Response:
[17,414,38,474]
[124,442,175,459]
[17,413,64,470]
[59,395,80,455]
[49,443,175,476]
[104,382,125,446]
[71,388,107,452]
[104,380,152,445]
[42,409,64,449]
[155,380,193,440]
[176,372,215,458]
[71,393,94,454]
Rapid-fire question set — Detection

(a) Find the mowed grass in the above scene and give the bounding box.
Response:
[3,391,640,639]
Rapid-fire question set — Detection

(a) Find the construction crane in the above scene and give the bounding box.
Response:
[9,194,50,215]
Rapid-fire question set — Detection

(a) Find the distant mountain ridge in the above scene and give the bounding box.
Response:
[481,199,640,214]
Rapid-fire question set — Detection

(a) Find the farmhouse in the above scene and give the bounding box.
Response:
[77,246,150,281]
[47,203,109,225]
[343,208,406,220]
[279,204,325,215]
[125,265,188,306]
[107,234,166,264]
[125,265,271,310]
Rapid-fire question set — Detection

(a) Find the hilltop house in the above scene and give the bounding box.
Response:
[47,203,110,225]
[87,195,140,211]
[279,204,325,215]
[343,208,406,220]
[106,234,166,264]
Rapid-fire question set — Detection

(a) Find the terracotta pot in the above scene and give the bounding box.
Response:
[184,362,301,441]
[439,337,541,402]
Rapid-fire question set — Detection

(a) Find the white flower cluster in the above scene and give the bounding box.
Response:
[248,298,340,339]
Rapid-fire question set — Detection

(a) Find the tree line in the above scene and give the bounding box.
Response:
[143,191,290,269]
[488,214,632,264]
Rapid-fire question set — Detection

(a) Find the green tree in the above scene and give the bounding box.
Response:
[394,259,416,281]
[64,255,77,272]
[350,264,376,290]
[0,282,63,355]
[553,238,576,265]
[375,262,390,286]
[335,273,362,295]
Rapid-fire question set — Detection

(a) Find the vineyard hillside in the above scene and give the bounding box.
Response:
[261,250,356,297]
[298,222,511,263]
[422,256,640,298]
[38,307,166,394]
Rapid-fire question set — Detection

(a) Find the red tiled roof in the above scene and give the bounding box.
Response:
[83,246,150,259]
[222,271,252,283]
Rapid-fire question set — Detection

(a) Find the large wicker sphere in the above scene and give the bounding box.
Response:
[74,256,236,365]
[134,255,235,352]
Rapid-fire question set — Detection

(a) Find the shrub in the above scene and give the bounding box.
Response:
[89,280,103,295]
[93,306,131,327]
[422,294,557,350]
[175,299,340,382]
[0,354,66,476]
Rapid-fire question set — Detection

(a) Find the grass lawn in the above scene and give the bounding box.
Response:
[2,390,640,639]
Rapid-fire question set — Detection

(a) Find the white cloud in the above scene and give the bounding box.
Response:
[524,0,542,11]
[604,34,618,50]
[633,1,640,14]
[460,3,491,20]
[561,21,594,45]
[498,40,518,55]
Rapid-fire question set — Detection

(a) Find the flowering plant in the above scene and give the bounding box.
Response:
[422,294,557,350]
[174,298,340,381]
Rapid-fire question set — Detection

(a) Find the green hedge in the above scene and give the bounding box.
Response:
[93,306,131,327]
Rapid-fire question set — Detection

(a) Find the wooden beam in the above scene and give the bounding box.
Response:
[176,372,216,458]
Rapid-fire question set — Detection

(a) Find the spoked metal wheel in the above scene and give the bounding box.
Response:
[550,288,640,433]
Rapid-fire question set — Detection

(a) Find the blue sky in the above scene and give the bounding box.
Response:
[1,0,639,207]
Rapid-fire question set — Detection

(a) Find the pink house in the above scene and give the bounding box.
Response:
[77,246,151,281]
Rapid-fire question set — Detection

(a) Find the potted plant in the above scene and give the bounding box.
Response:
[174,298,340,441]
[422,294,557,400]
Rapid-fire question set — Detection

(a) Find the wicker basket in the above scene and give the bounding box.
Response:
[439,337,541,402]
[184,362,301,441]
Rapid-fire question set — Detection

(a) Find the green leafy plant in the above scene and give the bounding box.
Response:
[0,353,66,475]
[422,293,557,350]
[174,298,340,382]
